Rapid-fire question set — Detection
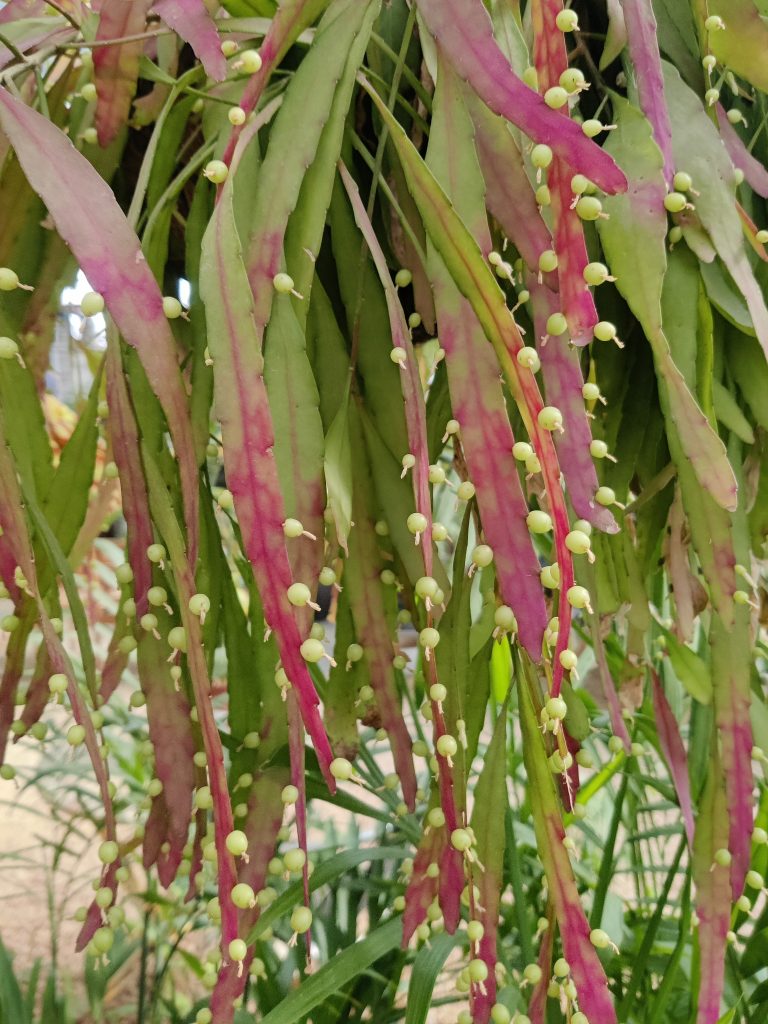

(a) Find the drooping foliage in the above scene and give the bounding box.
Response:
[0,2,767,1023]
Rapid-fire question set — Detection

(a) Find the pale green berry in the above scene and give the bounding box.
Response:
[228,106,246,126]
[546,696,568,720]
[346,643,363,663]
[229,939,247,962]
[300,638,325,662]
[522,66,539,89]
[162,296,183,319]
[419,627,440,650]
[81,291,105,316]
[287,582,312,607]
[283,517,305,538]
[576,196,603,221]
[571,173,590,195]
[395,268,412,288]
[67,724,86,746]
[436,734,457,758]
[240,49,262,73]
[468,958,488,982]
[664,192,688,213]
[450,828,472,852]
[590,928,611,949]
[92,926,114,954]
[608,735,624,754]
[330,757,353,781]
[472,544,494,568]
[290,906,313,933]
[553,957,570,977]
[281,784,299,804]
[596,485,617,506]
[407,512,428,536]
[98,840,119,865]
[567,585,591,609]
[203,160,228,184]
[527,509,552,534]
[189,593,210,618]
[746,870,763,889]
[220,39,237,56]
[318,566,336,586]
[81,82,97,102]
[531,144,553,169]
[560,67,586,93]
[523,962,543,984]
[581,119,605,137]
[539,249,558,273]
[195,786,212,809]
[428,463,446,484]
[226,830,248,857]
[538,406,563,431]
[705,15,724,30]
[546,313,568,336]
[490,1006,511,1024]
[49,673,68,695]
[594,321,617,342]
[168,626,187,652]
[753,827,768,845]
[416,576,439,600]
[673,171,693,192]
[402,453,416,471]
[705,88,720,106]
[565,530,591,555]
[456,480,475,501]
[494,605,517,632]
[273,273,296,296]
[583,262,610,286]
[427,807,445,828]
[714,847,732,867]
[536,184,551,205]
[429,683,447,702]
[147,585,167,607]
[544,86,569,109]
[0,268,20,290]
[590,439,610,459]
[408,312,422,329]
[390,346,407,366]
[147,543,166,563]
[556,9,579,31]
[283,848,306,873]
[513,441,533,461]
